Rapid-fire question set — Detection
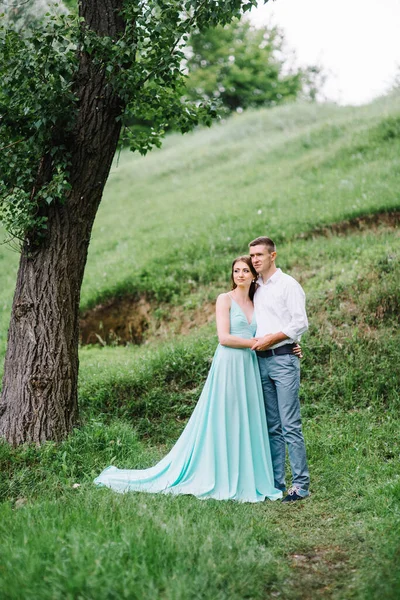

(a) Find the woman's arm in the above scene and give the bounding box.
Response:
[216,294,255,349]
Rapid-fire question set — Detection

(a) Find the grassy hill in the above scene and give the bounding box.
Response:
[0,94,399,599]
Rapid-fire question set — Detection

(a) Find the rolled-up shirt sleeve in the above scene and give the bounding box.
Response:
[281,280,308,341]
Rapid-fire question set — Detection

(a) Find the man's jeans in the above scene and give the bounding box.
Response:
[257,353,310,494]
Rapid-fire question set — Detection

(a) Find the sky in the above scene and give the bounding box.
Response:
[250,0,400,105]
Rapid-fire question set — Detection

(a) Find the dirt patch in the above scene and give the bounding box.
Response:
[290,546,348,570]
[80,295,151,346]
[289,546,350,599]
[79,295,216,346]
[298,209,400,239]
[151,302,216,338]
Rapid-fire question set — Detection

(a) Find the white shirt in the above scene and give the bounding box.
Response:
[254,268,308,348]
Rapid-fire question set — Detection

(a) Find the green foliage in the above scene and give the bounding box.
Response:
[113,1,262,151]
[0,0,264,242]
[0,13,77,241]
[371,114,400,142]
[184,18,321,114]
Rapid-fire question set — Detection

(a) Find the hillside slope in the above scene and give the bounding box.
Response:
[1,94,399,349]
[82,93,400,307]
[0,96,399,599]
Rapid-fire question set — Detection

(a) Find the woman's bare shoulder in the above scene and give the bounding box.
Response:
[216,292,232,307]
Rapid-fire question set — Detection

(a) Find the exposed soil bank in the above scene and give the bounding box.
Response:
[299,209,400,239]
[80,296,151,346]
[80,295,215,346]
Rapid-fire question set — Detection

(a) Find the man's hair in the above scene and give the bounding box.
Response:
[249,236,276,253]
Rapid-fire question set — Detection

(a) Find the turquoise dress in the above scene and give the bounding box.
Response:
[94,299,282,502]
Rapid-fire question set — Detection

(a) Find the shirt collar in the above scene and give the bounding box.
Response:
[257,268,282,286]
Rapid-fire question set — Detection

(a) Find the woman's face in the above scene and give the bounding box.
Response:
[232,261,254,288]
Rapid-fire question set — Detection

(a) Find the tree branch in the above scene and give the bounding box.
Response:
[0,139,24,152]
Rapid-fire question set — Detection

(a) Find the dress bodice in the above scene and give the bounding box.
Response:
[229,298,256,339]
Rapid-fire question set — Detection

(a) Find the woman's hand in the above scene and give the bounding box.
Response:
[293,344,303,359]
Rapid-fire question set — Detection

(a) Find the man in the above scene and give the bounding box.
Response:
[249,236,310,502]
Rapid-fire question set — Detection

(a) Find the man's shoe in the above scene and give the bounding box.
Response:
[282,486,309,503]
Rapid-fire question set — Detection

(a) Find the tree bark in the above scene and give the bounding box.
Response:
[0,0,126,444]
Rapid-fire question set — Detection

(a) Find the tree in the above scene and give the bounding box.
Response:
[184,18,321,114]
[0,0,269,445]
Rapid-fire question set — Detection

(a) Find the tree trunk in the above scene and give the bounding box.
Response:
[0,0,126,444]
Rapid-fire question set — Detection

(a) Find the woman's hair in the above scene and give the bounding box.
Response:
[231,255,258,302]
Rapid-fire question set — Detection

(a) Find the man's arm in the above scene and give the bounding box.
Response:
[281,279,308,340]
[251,279,308,351]
[251,331,288,351]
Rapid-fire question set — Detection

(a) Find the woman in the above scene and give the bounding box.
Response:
[94,257,294,502]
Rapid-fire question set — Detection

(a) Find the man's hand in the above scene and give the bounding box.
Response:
[251,334,277,351]
[251,331,289,351]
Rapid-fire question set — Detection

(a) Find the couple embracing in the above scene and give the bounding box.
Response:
[95,237,310,503]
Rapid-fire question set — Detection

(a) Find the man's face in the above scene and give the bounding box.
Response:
[249,244,276,275]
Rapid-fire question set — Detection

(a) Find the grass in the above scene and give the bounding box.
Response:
[1,406,398,599]
[0,94,400,598]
